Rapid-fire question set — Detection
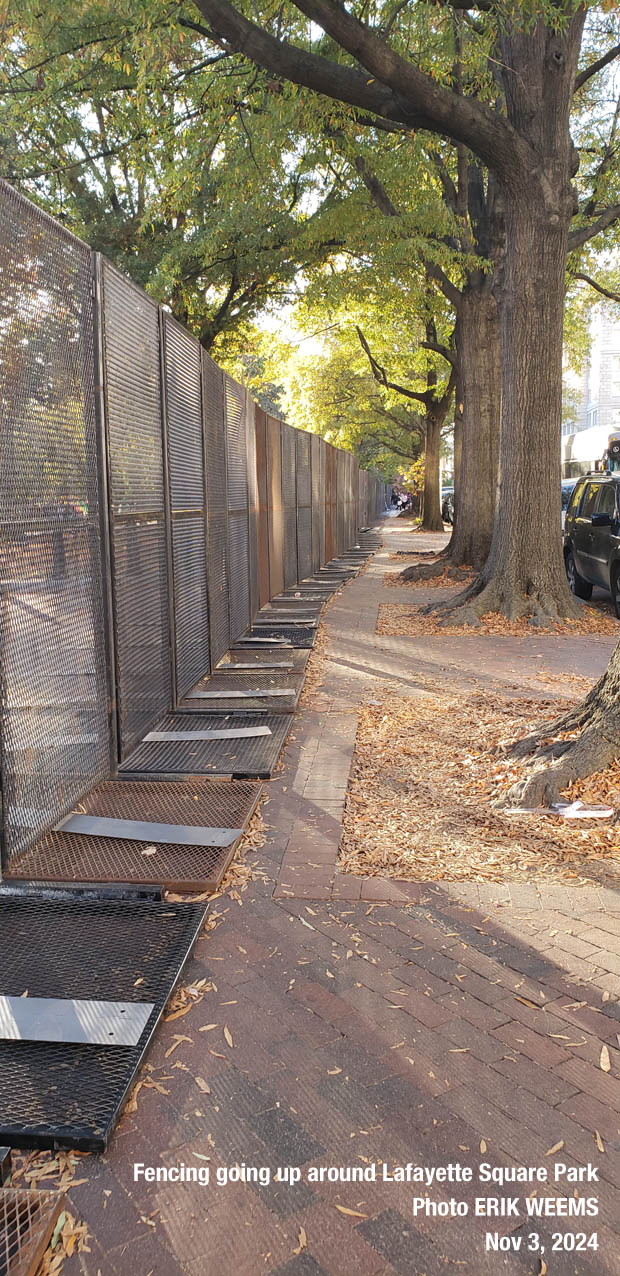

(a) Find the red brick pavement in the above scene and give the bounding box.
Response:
[51,523,619,1276]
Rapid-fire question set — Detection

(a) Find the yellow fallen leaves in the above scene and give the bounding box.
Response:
[545,1140,564,1156]
[293,1226,307,1255]
[224,1026,234,1048]
[594,1129,605,1153]
[600,1044,611,1072]
[39,1211,90,1276]
[195,1077,211,1094]
[335,1204,368,1219]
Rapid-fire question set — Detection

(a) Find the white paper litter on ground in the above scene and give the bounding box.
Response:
[505,799,614,819]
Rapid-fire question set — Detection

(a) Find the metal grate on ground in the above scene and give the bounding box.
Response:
[118,714,292,779]
[180,669,302,714]
[233,625,317,650]
[218,649,309,673]
[0,1187,65,1276]
[0,892,206,1150]
[4,780,261,893]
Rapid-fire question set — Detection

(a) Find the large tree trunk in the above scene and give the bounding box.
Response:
[430,191,580,625]
[448,286,500,569]
[400,286,500,579]
[421,412,443,531]
[504,637,620,807]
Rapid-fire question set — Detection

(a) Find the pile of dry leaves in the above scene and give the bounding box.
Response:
[340,690,620,884]
[376,601,620,637]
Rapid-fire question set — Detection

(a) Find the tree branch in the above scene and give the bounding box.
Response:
[193,0,531,177]
[419,339,457,368]
[572,271,620,305]
[575,42,620,93]
[568,203,620,251]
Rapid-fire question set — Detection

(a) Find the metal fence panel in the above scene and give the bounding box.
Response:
[0,184,111,864]
[281,424,298,588]
[310,434,321,573]
[224,375,250,641]
[254,407,271,606]
[324,444,333,562]
[163,315,210,700]
[202,351,229,666]
[246,394,260,622]
[101,260,171,760]
[296,429,312,582]
[266,416,284,597]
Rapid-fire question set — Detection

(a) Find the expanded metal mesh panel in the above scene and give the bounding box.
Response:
[266,416,284,598]
[228,514,250,642]
[6,779,260,892]
[0,183,111,865]
[296,430,312,583]
[119,713,292,779]
[296,506,313,582]
[171,517,210,696]
[324,444,334,562]
[0,892,206,1149]
[164,317,210,698]
[254,407,270,607]
[0,1187,65,1276]
[102,262,171,757]
[181,668,302,713]
[246,397,260,622]
[295,430,312,507]
[311,434,321,573]
[281,425,298,588]
[202,351,229,665]
[220,648,309,672]
[318,438,326,566]
[225,377,250,640]
[237,624,316,649]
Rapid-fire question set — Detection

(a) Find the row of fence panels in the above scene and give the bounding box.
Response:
[0,179,383,868]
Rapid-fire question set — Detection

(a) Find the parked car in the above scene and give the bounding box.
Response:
[563,472,620,617]
[561,478,577,528]
[441,487,454,524]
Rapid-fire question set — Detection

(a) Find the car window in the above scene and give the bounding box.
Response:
[596,483,617,517]
[579,482,601,519]
[561,485,575,510]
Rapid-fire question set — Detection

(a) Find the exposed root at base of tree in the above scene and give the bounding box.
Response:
[398,559,473,585]
[504,726,620,809]
[422,573,584,628]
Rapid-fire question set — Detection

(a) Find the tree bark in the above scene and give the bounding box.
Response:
[504,637,620,807]
[421,411,443,531]
[432,191,579,624]
[447,286,500,569]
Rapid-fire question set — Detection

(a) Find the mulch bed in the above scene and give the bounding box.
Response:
[376,601,620,636]
[339,689,620,885]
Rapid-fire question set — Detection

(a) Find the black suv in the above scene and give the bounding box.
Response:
[563,473,620,617]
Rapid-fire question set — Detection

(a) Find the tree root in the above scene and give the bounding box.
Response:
[503,725,619,809]
[399,560,472,585]
[421,574,582,627]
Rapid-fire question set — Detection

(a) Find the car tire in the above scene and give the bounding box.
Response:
[565,549,593,600]
[611,565,620,620]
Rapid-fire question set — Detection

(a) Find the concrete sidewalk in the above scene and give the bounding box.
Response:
[58,520,619,1276]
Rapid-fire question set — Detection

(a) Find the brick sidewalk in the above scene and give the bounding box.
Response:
[60,522,619,1276]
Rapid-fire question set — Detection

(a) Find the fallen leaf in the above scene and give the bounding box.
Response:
[594,1129,605,1153]
[195,1077,211,1094]
[545,1140,564,1156]
[479,1139,487,1154]
[335,1205,368,1219]
[600,1045,611,1073]
[293,1226,307,1255]
[224,1026,234,1048]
